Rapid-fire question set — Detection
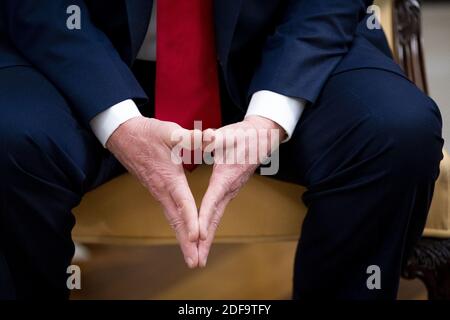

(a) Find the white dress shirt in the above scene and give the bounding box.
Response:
[90,0,305,147]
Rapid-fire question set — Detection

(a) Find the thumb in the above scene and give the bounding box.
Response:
[167,127,202,150]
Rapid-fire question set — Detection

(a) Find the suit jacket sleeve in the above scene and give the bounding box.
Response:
[1,0,147,126]
[248,0,373,104]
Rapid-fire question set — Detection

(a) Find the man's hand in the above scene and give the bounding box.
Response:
[106,117,200,268]
[198,115,286,267]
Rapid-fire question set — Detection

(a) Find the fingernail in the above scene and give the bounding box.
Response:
[201,258,208,268]
[186,257,195,268]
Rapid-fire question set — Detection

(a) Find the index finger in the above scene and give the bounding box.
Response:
[198,172,229,240]
[168,174,199,242]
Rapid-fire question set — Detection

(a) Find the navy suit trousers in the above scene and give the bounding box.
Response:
[0,62,443,299]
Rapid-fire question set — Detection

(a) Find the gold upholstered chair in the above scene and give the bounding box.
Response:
[73,0,450,299]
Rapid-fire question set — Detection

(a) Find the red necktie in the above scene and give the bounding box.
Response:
[155,0,222,135]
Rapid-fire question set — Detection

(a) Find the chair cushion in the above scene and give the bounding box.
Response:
[73,165,306,244]
[72,149,450,244]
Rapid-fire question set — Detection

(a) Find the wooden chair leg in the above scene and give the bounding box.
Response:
[402,238,450,300]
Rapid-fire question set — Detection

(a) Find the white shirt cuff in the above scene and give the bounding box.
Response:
[245,90,305,142]
[90,99,142,147]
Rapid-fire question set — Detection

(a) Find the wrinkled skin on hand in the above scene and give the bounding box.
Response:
[106,115,284,268]
[107,117,201,268]
[197,115,285,266]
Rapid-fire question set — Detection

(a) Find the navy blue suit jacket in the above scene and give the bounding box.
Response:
[0,0,406,127]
